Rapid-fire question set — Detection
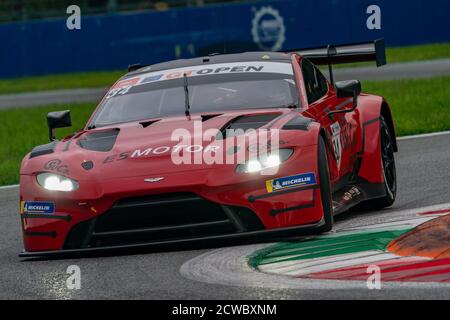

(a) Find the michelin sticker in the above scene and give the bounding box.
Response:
[252,6,286,51]
[266,173,316,193]
[21,201,55,214]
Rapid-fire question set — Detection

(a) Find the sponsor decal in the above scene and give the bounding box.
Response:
[104,62,294,99]
[105,85,133,99]
[102,122,283,168]
[266,172,316,193]
[131,145,221,158]
[330,122,342,168]
[138,62,292,84]
[44,159,69,175]
[103,145,223,164]
[21,201,55,214]
[342,186,361,203]
[103,151,131,164]
[252,6,286,51]
[333,186,362,211]
[140,74,164,84]
[112,77,141,89]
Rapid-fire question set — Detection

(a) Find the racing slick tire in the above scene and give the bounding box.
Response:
[317,135,333,232]
[355,116,397,211]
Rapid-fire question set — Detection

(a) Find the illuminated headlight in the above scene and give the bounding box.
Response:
[36,173,79,192]
[236,149,294,173]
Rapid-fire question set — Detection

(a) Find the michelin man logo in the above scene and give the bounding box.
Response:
[252,6,286,51]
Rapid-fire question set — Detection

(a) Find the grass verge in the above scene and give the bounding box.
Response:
[0,103,96,185]
[336,43,450,68]
[362,76,450,136]
[387,43,450,64]
[0,70,125,95]
[0,75,449,185]
[1,43,450,95]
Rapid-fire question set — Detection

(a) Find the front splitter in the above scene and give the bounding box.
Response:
[19,218,325,258]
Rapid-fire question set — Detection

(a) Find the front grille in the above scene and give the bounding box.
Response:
[64,192,264,249]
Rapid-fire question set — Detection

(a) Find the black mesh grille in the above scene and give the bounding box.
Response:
[95,193,229,233]
[64,192,263,249]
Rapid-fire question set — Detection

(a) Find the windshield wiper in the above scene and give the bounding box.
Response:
[183,73,191,119]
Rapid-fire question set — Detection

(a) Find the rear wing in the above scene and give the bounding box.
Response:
[289,38,386,83]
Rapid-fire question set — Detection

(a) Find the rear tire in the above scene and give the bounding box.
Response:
[317,135,333,232]
[354,116,397,211]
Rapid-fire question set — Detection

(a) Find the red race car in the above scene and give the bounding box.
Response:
[19,39,397,257]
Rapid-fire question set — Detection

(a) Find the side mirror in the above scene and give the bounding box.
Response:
[335,80,361,99]
[47,110,72,141]
[326,80,361,119]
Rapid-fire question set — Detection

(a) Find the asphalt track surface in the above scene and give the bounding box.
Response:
[0,134,449,299]
[1,59,450,110]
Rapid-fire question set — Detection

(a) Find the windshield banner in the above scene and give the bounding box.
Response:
[113,62,294,90]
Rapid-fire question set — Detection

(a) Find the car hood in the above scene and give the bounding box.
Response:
[22,108,308,180]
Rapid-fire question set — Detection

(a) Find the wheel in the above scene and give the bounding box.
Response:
[355,116,397,210]
[317,135,333,232]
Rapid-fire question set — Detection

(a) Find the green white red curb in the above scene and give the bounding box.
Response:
[180,203,450,289]
[249,207,449,283]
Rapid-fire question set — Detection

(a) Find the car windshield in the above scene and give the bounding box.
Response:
[90,61,298,126]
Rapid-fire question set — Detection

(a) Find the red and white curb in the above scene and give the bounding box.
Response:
[254,205,449,281]
[180,203,450,289]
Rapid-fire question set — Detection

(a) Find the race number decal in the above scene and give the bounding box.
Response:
[105,85,133,99]
[330,122,342,168]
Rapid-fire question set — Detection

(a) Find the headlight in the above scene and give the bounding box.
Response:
[36,173,79,192]
[236,148,294,173]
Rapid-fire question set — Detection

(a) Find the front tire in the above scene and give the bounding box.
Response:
[356,117,397,210]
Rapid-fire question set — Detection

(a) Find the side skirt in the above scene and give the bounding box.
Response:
[332,179,386,216]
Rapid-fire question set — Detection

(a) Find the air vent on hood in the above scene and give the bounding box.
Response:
[201,114,222,122]
[217,114,281,139]
[29,140,58,159]
[140,119,160,128]
[77,129,119,152]
[282,116,314,131]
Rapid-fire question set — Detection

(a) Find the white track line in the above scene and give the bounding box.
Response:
[397,130,450,140]
[0,184,19,190]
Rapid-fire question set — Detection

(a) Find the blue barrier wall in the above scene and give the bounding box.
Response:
[1,0,449,78]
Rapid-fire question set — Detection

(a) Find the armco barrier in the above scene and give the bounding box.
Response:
[1,0,449,78]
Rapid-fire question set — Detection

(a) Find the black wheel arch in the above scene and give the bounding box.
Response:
[381,101,398,152]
